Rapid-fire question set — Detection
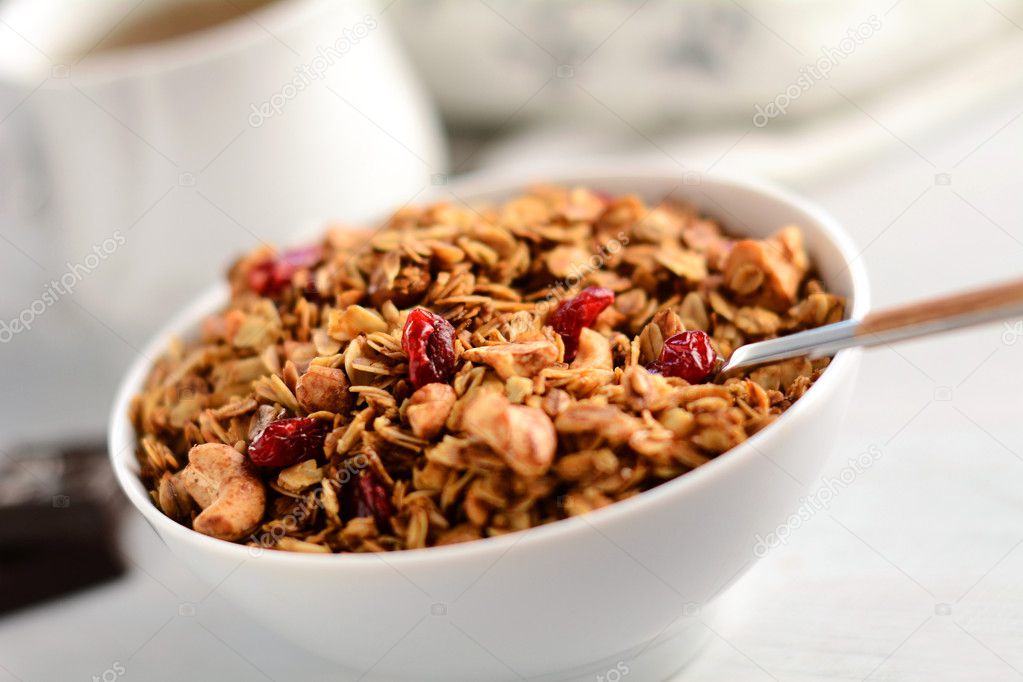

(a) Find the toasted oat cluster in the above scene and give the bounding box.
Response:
[131,186,845,553]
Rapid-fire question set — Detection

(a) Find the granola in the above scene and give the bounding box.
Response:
[130,186,845,553]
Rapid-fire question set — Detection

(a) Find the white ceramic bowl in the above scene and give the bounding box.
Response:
[109,167,870,682]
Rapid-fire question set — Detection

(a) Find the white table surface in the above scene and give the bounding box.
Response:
[2,67,1023,682]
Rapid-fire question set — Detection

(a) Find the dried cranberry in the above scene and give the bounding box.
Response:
[401,308,456,389]
[341,470,393,528]
[550,287,615,361]
[247,417,330,468]
[247,244,323,297]
[647,330,722,384]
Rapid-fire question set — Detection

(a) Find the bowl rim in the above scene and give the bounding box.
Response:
[108,164,872,568]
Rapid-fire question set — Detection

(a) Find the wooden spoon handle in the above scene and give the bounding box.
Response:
[720,277,1023,376]
[858,278,1023,337]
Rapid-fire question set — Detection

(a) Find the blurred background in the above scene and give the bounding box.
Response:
[1,0,1022,680]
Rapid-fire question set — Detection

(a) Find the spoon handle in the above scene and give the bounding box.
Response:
[720,277,1023,375]
[858,277,1023,339]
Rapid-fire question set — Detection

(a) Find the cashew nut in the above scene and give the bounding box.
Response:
[406,383,456,440]
[296,364,351,414]
[462,340,558,379]
[179,443,266,541]
[463,392,556,477]
[554,403,643,446]
[570,328,613,371]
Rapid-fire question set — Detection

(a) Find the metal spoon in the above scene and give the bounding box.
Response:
[719,277,1023,376]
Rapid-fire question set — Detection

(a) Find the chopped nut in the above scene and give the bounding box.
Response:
[406,383,456,440]
[463,392,557,477]
[555,404,643,446]
[179,443,266,541]
[570,328,613,371]
[462,340,558,379]
[296,364,351,414]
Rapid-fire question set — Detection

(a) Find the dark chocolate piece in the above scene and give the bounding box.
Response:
[0,442,125,614]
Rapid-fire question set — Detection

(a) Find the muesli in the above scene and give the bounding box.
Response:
[131,186,844,553]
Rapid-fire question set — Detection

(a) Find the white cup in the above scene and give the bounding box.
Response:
[0,0,445,343]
